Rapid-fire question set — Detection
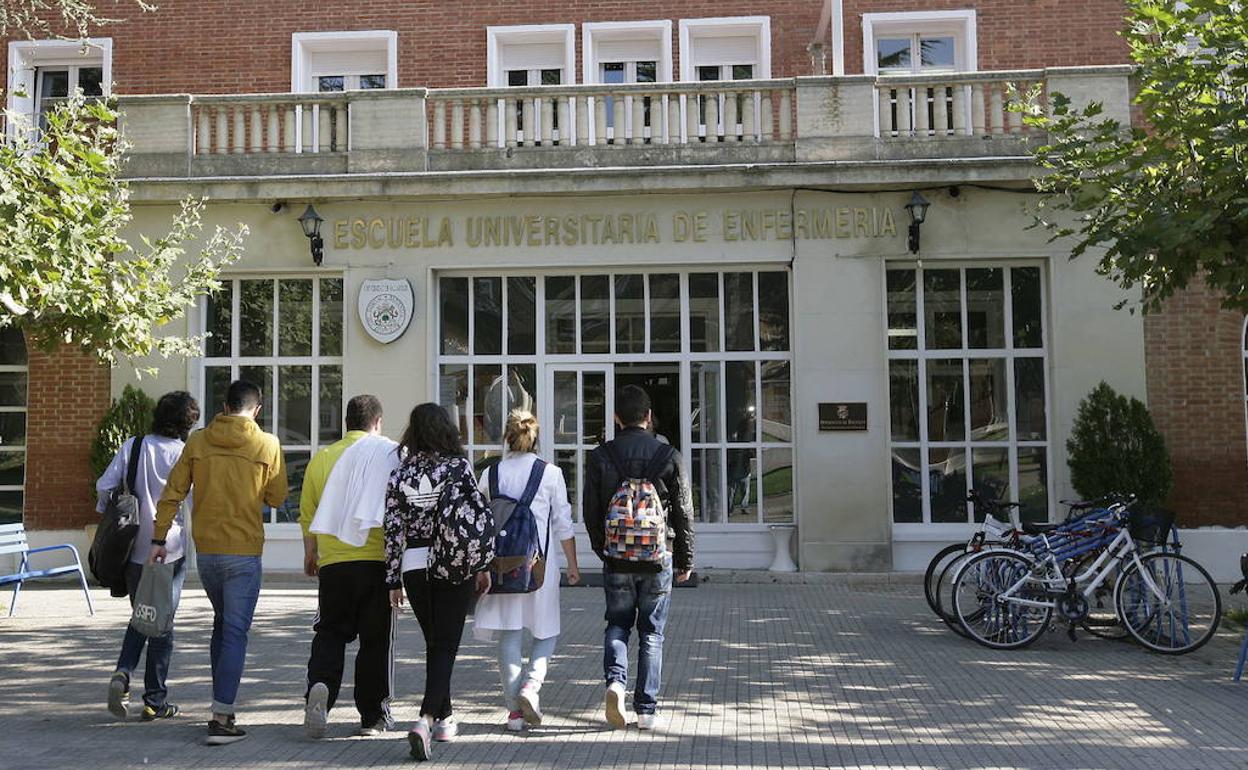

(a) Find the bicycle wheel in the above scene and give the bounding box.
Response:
[937,548,981,637]
[1114,552,1221,654]
[1067,551,1129,640]
[952,549,1053,650]
[924,543,968,619]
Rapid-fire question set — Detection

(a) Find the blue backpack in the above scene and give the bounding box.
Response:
[486,459,550,594]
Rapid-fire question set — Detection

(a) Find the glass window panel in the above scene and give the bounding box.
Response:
[971,447,1010,514]
[762,448,794,523]
[1011,267,1044,348]
[691,448,723,523]
[580,275,610,354]
[919,36,956,69]
[0,372,27,407]
[724,272,756,352]
[889,360,920,441]
[0,490,22,525]
[273,450,310,523]
[691,362,721,444]
[725,361,757,443]
[887,269,918,350]
[727,448,756,522]
[473,364,504,447]
[40,69,70,98]
[0,451,24,486]
[238,365,274,433]
[205,284,233,357]
[891,448,922,522]
[649,274,680,353]
[876,38,911,71]
[359,74,387,89]
[319,278,343,357]
[473,277,503,355]
[505,365,537,420]
[78,66,104,96]
[541,69,562,86]
[758,272,790,352]
[1018,447,1049,523]
[203,365,232,425]
[965,268,1005,349]
[688,273,720,352]
[1014,357,1047,441]
[0,326,26,365]
[318,76,345,92]
[545,276,576,355]
[239,280,274,357]
[926,359,965,442]
[278,279,313,356]
[602,62,625,84]
[923,270,962,349]
[583,372,606,445]
[507,70,528,87]
[731,64,754,80]
[439,277,469,355]
[318,365,342,443]
[551,371,578,444]
[507,276,536,355]
[636,61,657,83]
[556,449,579,521]
[278,366,312,444]
[438,364,469,443]
[968,359,1009,441]
[929,448,967,523]
[761,361,791,442]
[697,65,722,81]
[614,275,645,354]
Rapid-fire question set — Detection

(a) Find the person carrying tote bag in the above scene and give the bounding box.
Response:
[474,409,580,733]
[383,403,494,762]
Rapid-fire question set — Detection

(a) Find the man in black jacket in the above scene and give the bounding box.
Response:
[583,385,694,731]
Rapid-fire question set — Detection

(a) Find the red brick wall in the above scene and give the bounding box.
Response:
[3,0,1129,94]
[23,345,111,531]
[1144,281,1248,527]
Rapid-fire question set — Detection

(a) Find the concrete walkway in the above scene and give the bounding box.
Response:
[1,578,1245,770]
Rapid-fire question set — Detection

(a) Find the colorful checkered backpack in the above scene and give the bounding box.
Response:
[603,444,675,563]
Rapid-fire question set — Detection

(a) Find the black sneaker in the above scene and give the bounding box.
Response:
[141,703,180,721]
[205,718,247,745]
[107,673,130,720]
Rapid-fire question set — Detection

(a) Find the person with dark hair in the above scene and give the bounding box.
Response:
[97,390,200,722]
[584,384,695,732]
[152,379,287,745]
[299,394,399,738]
[383,403,495,761]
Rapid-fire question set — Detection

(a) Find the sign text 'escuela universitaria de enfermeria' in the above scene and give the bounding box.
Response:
[332,206,900,251]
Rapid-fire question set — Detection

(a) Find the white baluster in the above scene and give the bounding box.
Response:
[248,106,263,153]
[469,100,482,149]
[723,90,739,143]
[631,94,646,144]
[433,99,447,150]
[934,85,949,137]
[667,94,681,145]
[877,88,891,137]
[214,107,229,154]
[895,88,912,136]
[760,91,774,143]
[686,94,700,144]
[914,87,930,138]
[521,97,534,146]
[451,100,464,149]
[486,99,499,148]
[557,95,571,145]
[575,95,590,145]
[971,83,986,136]
[742,92,757,142]
[195,106,210,154]
[989,83,1004,135]
[779,89,793,141]
[706,92,720,142]
[505,97,518,148]
[540,96,553,145]
[594,95,607,146]
[950,85,966,135]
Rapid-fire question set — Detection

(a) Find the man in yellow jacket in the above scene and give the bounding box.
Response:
[151,379,287,745]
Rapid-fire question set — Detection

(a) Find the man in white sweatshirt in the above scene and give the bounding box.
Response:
[299,394,399,738]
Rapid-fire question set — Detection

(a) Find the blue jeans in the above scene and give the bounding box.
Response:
[603,565,672,715]
[197,554,262,715]
[497,629,557,711]
[116,559,186,708]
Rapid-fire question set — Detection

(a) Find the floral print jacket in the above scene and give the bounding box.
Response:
[383,452,495,588]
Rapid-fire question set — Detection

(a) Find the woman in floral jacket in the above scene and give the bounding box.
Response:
[384,402,494,761]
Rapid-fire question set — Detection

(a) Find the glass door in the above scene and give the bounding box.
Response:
[543,364,613,521]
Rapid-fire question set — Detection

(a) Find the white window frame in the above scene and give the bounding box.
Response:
[0,330,27,524]
[583,20,674,84]
[886,261,1053,539]
[861,10,977,75]
[677,16,772,82]
[6,38,112,140]
[290,30,398,93]
[486,24,577,88]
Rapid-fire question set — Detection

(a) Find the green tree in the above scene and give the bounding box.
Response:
[89,384,154,485]
[0,94,247,368]
[1,0,151,39]
[1017,0,1248,312]
[1066,382,1173,504]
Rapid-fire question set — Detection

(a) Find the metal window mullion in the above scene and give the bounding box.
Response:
[717,357,729,523]
[574,275,583,355]
[752,269,762,352]
[536,275,547,357]
[501,275,510,357]
[467,277,476,357]
[467,363,475,445]
[961,356,972,523]
[754,359,763,524]
[608,273,618,356]
[914,266,931,524]
[643,272,652,354]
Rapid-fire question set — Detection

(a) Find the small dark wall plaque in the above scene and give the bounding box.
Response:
[819,402,868,431]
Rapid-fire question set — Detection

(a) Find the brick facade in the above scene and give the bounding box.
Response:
[23,345,111,531]
[1143,282,1248,527]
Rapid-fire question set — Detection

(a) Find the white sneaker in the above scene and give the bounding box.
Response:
[517,684,543,726]
[604,682,626,729]
[432,716,458,742]
[304,682,329,739]
[506,710,525,732]
[637,713,661,731]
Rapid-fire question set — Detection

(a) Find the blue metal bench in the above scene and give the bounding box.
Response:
[0,523,94,617]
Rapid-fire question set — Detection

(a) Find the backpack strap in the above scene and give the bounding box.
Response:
[487,462,501,501]
[125,436,144,496]
[517,458,547,508]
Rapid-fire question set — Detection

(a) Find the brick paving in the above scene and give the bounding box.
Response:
[1,577,1246,770]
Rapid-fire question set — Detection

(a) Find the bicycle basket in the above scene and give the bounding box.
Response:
[1126,504,1176,548]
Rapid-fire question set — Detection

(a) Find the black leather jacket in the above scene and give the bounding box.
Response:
[583,426,695,573]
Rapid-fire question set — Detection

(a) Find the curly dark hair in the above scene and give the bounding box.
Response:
[398,402,465,458]
[151,390,201,441]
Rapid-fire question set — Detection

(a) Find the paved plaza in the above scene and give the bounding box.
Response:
[1,576,1246,770]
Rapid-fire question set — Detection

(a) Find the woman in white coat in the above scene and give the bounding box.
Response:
[475,409,580,732]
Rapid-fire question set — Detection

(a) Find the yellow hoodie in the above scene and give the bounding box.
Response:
[155,414,288,556]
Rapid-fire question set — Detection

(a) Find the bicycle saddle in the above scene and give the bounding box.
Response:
[1021,521,1059,535]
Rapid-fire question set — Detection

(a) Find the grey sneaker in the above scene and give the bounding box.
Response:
[304,682,329,739]
[408,719,432,761]
[107,672,130,720]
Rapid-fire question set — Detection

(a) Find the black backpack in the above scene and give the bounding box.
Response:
[89,437,144,597]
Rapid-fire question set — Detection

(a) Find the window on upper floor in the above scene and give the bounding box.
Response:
[862,10,976,75]
[584,21,671,143]
[678,17,771,82]
[487,24,576,88]
[5,39,111,141]
[291,31,397,93]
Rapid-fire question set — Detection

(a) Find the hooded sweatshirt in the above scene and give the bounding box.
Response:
[155,414,288,557]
